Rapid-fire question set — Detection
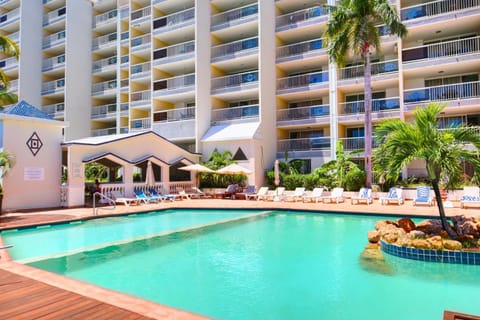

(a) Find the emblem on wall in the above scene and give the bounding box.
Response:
[26,132,43,156]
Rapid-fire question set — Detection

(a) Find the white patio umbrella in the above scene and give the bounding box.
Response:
[179,163,215,187]
[274,160,280,187]
[216,163,252,175]
[145,160,156,187]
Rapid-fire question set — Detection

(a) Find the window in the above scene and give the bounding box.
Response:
[57,55,65,63]
[56,79,65,88]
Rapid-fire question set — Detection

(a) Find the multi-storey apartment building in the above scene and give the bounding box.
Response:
[0,0,479,186]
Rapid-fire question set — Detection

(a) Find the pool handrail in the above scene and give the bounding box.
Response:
[93,192,116,216]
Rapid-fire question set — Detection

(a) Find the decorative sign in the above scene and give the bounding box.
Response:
[26,132,43,156]
[24,167,45,181]
[72,163,82,178]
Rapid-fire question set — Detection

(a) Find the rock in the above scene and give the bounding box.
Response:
[439,230,449,239]
[365,243,379,250]
[408,230,425,239]
[396,236,412,247]
[443,240,463,251]
[398,218,416,233]
[375,220,396,230]
[416,219,444,235]
[359,247,393,275]
[427,236,443,250]
[411,239,432,249]
[383,232,399,244]
[368,230,380,243]
[453,216,479,237]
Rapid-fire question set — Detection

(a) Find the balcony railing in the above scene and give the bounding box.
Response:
[131,6,151,21]
[277,104,329,121]
[42,103,65,117]
[92,56,117,73]
[211,37,258,60]
[131,90,151,105]
[153,74,195,94]
[277,137,331,152]
[91,103,117,119]
[403,36,480,62]
[92,80,117,95]
[277,71,328,90]
[404,81,480,103]
[131,61,151,76]
[339,97,401,114]
[43,30,66,49]
[120,103,129,116]
[0,8,20,28]
[339,60,398,80]
[43,7,66,26]
[42,78,65,94]
[211,71,258,91]
[276,6,328,30]
[153,41,195,64]
[93,32,117,51]
[153,8,195,32]
[131,117,151,130]
[212,105,259,122]
[92,127,117,137]
[211,4,258,29]
[93,9,117,28]
[153,106,196,123]
[0,57,18,71]
[42,54,65,72]
[131,34,151,49]
[276,39,324,60]
[401,0,480,21]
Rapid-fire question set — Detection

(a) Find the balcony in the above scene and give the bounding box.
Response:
[42,30,66,49]
[401,0,480,22]
[211,37,258,62]
[211,71,258,94]
[130,90,151,107]
[0,8,20,30]
[42,54,65,72]
[43,6,66,26]
[404,81,480,108]
[130,61,151,79]
[42,78,65,95]
[92,56,117,73]
[92,32,117,51]
[339,97,401,115]
[131,117,151,131]
[277,137,331,153]
[153,8,195,33]
[403,36,480,66]
[277,104,329,124]
[91,79,117,96]
[276,6,328,32]
[338,60,398,80]
[119,103,129,116]
[277,71,329,93]
[153,74,195,97]
[211,4,258,31]
[153,41,195,66]
[131,6,151,23]
[0,56,18,72]
[276,39,325,62]
[153,106,195,123]
[92,127,117,137]
[91,103,117,120]
[93,9,117,29]
[42,103,64,118]
[211,104,259,123]
[130,34,151,51]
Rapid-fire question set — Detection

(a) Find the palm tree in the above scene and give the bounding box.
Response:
[0,150,14,214]
[373,103,480,238]
[324,0,407,187]
[0,35,20,108]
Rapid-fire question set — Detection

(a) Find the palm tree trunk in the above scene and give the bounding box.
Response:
[431,179,457,238]
[364,52,372,188]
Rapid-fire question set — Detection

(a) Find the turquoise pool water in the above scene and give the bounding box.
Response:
[5,211,480,319]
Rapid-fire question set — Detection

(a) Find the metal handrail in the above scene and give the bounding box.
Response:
[93,192,116,216]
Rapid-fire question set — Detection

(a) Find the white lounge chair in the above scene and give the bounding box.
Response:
[302,188,324,203]
[246,186,269,201]
[110,191,141,206]
[460,186,480,209]
[265,187,286,201]
[321,187,344,204]
[284,187,306,202]
[380,187,404,205]
[351,187,373,205]
[412,186,434,206]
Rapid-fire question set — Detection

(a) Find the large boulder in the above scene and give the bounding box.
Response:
[411,239,432,249]
[408,230,426,239]
[416,219,444,235]
[427,235,443,250]
[443,240,463,251]
[397,218,416,233]
[368,230,380,243]
[452,215,480,237]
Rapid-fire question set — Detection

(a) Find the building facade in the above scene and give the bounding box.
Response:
[0,0,479,186]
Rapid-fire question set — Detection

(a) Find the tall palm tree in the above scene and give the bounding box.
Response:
[324,0,407,187]
[0,35,20,108]
[373,103,480,238]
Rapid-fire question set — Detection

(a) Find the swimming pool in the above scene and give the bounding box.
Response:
[3,210,479,319]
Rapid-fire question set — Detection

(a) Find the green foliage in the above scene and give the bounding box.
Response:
[283,174,305,190]
[0,150,14,195]
[85,163,109,182]
[0,35,19,108]
[198,149,246,188]
[345,169,366,191]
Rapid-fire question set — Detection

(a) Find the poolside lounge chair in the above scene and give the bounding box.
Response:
[235,185,256,200]
[177,190,191,200]
[134,189,160,203]
[302,187,324,203]
[189,187,208,199]
[412,186,434,206]
[351,187,373,205]
[157,188,178,201]
[321,187,344,204]
[246,186,269,201]
[380,187,404,205]
[284,187,306,202]
[265,187,286,201]
[110,191,141,206]
[460,186,480,209]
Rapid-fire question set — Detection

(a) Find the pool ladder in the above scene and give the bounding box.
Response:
[92,192,116,216]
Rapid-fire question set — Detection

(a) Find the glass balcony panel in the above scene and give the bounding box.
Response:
[401,0,479,21]
[153,106,195,122]
[277,71,328,90]
[211,4,258,29]
[403,36,480,62]
[212,105,259,122]
[404,81,480,103]
[276,6,328,30]
[277,137,331,152]
[277,104,329,121]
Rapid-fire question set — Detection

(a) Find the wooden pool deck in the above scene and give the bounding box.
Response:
[1,197,480,319]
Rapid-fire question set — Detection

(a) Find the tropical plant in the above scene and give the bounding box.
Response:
[0,35,20,108]
[0,149,14,214]
[324,0,407,187]
[373,103,480,238]
[198,149,246,188]
[85,162,109,182]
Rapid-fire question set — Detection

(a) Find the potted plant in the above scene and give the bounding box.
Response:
[0,150,14,215]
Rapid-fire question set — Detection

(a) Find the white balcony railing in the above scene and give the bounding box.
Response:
[0,8,20,28]
[43,30,66,49]
[153,8,195,32]
[211,71,258,91]
[92,56,117,73]
[42,103,65,117]
[131,61,151,76]
[277,39,325,60]
[277,104,329,121]
[339,60,398,80]
[91,104,117,119]
[131,34,151,49]
[131,6,151,21]
[277,137,331,152]
[339,97,401,114]
[153,41,195,64]
[404,81,480,104]
[276,6,328,30]
[401,0,480,21]
[153,106,195,123]
[131,90,151,105]
[43,7,66,26]
[92,80,117,94]
[212,105,259,122]
[277,71,328,90]
[211,4,258,29]
[403,36,480,63]
[93,9,117,28]
[42,54,65,72]
[42,78,65,94]
[131,117,151,130]
[153,74,195,94]
[92,127,117,137]
[211,37,258,60]
[93,32,117,50]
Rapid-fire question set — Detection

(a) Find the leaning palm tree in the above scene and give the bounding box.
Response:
[0,35,20,108]
[373,103,480,238]
[324,0,407,187]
